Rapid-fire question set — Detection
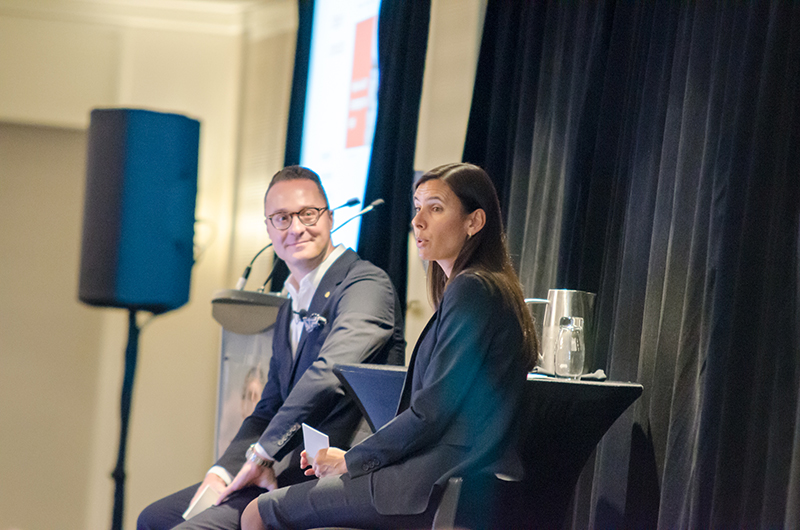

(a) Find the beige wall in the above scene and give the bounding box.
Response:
[0,123,102,530]
[0,0,483,528]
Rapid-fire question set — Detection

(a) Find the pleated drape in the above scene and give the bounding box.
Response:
[464,1,800,527]
[357,1,431,312]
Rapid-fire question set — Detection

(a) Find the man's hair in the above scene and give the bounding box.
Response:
[264,165,330,207]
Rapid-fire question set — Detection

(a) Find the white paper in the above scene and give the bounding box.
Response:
[182,484,220,520]
[302,423,330,465]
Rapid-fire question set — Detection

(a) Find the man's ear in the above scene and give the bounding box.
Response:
[467,208,486,237]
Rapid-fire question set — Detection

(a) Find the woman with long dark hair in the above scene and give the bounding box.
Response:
[241,162,538,529]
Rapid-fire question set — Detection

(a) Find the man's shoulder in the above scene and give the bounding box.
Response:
[329,249,391,284]
[343,258,393,292]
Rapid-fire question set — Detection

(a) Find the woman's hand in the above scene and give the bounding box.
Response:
[301,447,348,478]
[215,461,277,505]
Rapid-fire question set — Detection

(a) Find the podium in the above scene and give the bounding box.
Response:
[211,289,287,459]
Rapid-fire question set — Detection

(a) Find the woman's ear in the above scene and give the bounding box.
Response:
[467,208,486,237]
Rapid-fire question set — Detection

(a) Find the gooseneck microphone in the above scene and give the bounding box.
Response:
[332,198,385,234]
[235,197,361,290]
[336,197,361,209]
[235,243,273,290]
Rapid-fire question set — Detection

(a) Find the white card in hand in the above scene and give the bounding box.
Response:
[182,484,220,520]
[302,423,329,465]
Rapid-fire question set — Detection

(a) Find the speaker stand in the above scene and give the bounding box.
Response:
[111,309,140,530]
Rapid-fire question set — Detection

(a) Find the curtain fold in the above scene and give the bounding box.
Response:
[465,0,800,527]
[356,0,431,312]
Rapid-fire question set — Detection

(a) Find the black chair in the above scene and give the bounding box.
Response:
[333,364,643,529]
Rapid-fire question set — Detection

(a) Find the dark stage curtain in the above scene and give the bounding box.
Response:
[356,0,431,312]
[283,1,313,169]
[465,1,800,528]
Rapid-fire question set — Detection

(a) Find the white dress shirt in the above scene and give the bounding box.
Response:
[284,244,345,356]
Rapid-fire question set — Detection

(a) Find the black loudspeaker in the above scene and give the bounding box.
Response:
[79,108,200,314]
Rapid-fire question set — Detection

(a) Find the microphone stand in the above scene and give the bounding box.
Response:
[257,259,281,293]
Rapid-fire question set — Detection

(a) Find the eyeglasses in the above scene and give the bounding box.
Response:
[265,206,329,230]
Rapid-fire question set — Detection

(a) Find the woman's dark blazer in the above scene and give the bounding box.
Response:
[345,272,529,515]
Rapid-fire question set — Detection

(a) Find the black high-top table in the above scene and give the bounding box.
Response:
[333,363,642,529]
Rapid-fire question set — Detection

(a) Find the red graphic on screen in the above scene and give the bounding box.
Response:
[346,16,376,149]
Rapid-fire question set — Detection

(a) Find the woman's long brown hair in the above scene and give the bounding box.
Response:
[416,163,539,370]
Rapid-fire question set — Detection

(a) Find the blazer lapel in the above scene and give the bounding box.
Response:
[274,304,295,399]
[396,312,437,415]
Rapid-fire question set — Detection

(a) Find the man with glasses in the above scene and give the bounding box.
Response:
[138,166,405,530]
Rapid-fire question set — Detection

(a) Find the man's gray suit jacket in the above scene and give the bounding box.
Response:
[217,248,405,479]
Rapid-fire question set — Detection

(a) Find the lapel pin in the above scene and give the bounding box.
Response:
[325,291,330,298]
